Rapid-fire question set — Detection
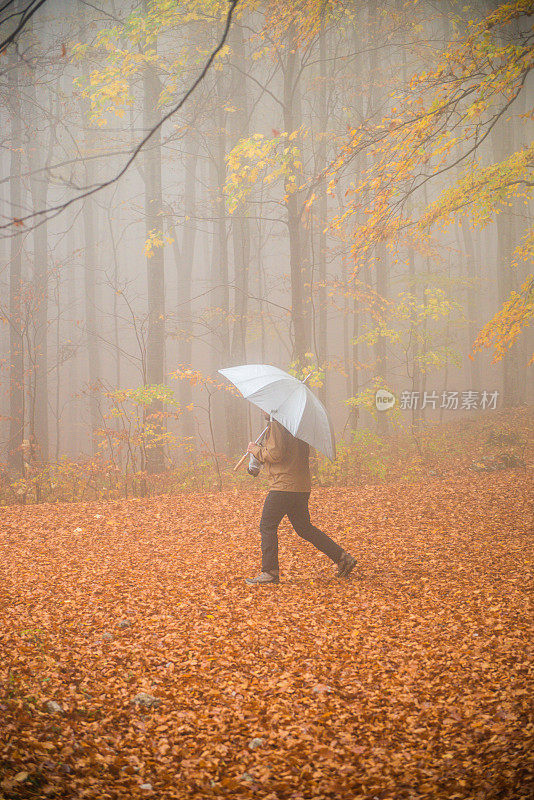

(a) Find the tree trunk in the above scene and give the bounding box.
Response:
[490,31,525,407]
[81,124,102,452]
[283,32,310,365]
[67,226,78,458]
[228,21,251,447]
[0,151,8,453]
[459,221,481,394]
[27,78,53,463]
[209,94,233,452]
[495,210,522,406]
[30,193,49,463]
[375,243,389,436]
[316,22,328,406]
[143,45,165,472]
[407,241,421,430]
[176,133,199,445]
[54,271,61,461]
[7,50,24,472]
[107,202,122,391]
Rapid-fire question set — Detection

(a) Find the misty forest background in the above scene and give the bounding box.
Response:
[0,0,532,499]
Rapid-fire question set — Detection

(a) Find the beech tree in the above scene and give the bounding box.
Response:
[328,0,534,405]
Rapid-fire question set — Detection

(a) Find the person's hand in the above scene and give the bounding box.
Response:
[247,442,256,453]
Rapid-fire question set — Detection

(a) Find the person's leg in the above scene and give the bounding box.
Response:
[259,491,288,574]
[286,492,344,564]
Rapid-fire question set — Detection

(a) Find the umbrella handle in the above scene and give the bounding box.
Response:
[233,424,270,472]
[233,452,249,472]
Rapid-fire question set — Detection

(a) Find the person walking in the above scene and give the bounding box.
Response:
[245,413,357,585]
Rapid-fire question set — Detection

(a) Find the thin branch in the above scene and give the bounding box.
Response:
[0,0,240,235]
[0,0,48,55]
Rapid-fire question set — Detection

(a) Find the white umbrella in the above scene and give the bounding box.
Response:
[219,363,336,461]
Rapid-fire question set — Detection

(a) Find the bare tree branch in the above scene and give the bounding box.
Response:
[0,0,49,55]
[0,0,240,235]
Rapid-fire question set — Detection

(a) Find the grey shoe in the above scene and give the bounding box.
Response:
[245,571,280,586]
[337,551,357,578]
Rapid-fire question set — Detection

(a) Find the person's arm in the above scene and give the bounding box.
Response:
[248,421,287,464]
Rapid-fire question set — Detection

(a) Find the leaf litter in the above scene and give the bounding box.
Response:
[0,471,532,799]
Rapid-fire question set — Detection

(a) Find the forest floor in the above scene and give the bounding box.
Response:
[1,469,533,800]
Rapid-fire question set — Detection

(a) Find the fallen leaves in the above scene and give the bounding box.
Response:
[0,472,533,799]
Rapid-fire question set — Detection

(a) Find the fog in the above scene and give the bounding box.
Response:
[1,0,532,479]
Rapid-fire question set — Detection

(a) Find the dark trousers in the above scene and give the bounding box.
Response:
[260,490,343,573]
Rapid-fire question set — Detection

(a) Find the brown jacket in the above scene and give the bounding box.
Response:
[250,419,311,492]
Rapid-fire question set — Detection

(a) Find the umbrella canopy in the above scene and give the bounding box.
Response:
[219,364,336,461]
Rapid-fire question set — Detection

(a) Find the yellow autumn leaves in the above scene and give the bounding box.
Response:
[144,229,175,259]
[224,129,306,214]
